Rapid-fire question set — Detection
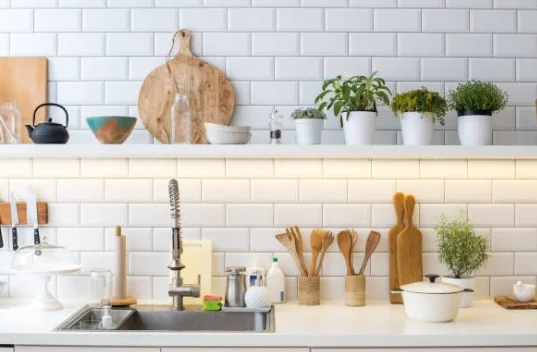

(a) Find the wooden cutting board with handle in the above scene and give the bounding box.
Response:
[0,57,48,144]
[389,192,405,304]
[396,194,423,290]
[138,29,235,144]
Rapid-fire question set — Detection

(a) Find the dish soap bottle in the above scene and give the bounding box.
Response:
[266,257,285,304]
[246,254,266,289]
[170,92,191,144]
[244,271,270,309]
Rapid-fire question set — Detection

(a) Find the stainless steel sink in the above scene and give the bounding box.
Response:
[55,305,275,333]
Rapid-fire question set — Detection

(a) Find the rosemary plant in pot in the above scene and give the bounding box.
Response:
[391,87,447,146]
[436,214,489,308]
[447,80,508,146]
[291,108,326,145]
[315,72,391,145]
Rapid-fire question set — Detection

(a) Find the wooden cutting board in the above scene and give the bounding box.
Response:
[389,192,405,304]
[396,195,423,289]
[0,57,48,144]
[138,29,235,144]
[169,240,212,305]
[495,296,537,309]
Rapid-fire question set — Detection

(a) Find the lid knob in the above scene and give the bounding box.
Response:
[425,274,439,283]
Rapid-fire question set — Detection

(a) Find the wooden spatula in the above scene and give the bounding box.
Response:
[314,230,334,276]
[337,230,353,276]
[309,229,322,278]
[349,229,358,275]
[275,232,307,277]
[396,195,423,287]
[389,192,406,304]
[291,226,308,276]
[358,231,381,275]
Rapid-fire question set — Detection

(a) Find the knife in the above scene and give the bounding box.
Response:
[0,213,3,248]
[27,185,40,245]
[9,193,18,251]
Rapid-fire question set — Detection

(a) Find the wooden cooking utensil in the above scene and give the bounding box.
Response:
[337,230,353,276]
[314,230,334,276]
[309,229,322,278]
[138,29,235,144]
[275,232,307,277]
[0,57,47,144]
[396,195,423,287]
[389,192,406,304]
[358,231,381,276]
[288,226,308,276]
[349,229,358,275]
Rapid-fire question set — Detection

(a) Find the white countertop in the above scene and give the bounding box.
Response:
[2,144,537,159]
[1,299,537,348]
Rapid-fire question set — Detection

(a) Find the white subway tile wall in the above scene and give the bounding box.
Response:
[0,157,534,301]
[0,2,535,144]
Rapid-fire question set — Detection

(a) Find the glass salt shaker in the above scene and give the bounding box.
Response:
[170,93,191,144]
[269,108,283,145]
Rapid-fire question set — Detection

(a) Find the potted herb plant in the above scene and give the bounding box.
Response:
[391,87,447,146]
[315,72,391,145]
[436,213,489,308]
[290,107,326,145]
[447,80,508,146]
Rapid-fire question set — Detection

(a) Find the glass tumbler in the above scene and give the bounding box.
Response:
[90,269,112,307]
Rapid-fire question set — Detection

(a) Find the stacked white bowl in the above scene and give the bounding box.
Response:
[204,123,251,144]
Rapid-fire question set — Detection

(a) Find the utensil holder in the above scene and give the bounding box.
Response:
[298,276,320,306]
[345,275,365,307]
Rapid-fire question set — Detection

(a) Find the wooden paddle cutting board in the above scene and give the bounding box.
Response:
[389,192,405,304]
[396,195,423,289]
[495,296,537,309]
[0,57,48,144]
[138,30,235,144]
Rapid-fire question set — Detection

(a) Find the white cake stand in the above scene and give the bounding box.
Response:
[8,264,82,311]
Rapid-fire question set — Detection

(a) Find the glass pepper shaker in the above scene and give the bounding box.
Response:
[269,108,283,145]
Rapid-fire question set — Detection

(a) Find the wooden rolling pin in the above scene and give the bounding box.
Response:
[112,225,137,307]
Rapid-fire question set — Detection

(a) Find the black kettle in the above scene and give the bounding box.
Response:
[26,103,70,144]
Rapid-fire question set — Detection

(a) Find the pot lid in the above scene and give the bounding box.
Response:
[400,274,465,294]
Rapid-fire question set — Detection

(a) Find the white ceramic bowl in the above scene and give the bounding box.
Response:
[205,123,251,144]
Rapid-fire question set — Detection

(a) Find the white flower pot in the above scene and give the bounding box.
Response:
[342,111,376,145]
[442,276,475,308]
[295,119,323,145]
[458,113,492,146]
[400,112,434,146]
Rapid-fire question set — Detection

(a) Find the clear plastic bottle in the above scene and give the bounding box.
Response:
[170,93,191,144]
[266,257,285,304]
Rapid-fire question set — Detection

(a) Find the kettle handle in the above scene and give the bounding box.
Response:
[32,103,69,128]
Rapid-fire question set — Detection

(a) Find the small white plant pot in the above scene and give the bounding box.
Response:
[342,111,377,145]
[400,112,434,146]
[442,276,475,308]
[457,112,492,146]
[295,119,323,145]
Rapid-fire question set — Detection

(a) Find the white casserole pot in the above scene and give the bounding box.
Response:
[392,274,473,323]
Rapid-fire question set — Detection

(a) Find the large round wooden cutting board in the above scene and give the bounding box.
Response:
[138,29,235,144]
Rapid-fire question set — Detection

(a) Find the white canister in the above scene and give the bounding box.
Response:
[342,111,377,145]
[294,119,323,145]
[400,112,434,146]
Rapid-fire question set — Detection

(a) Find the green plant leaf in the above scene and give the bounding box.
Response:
[334,101,343,116]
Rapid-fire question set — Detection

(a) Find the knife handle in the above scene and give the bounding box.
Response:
[0,226,3,248]
[12,227,18,251]
[34,228,40,245]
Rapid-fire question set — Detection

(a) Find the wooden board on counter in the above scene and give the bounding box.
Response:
[138,29,235,145]
[495,296,537,309]
[0,57,48,144]
[396,195,423,289]
[389,192,405,304]
[0,202,48,225]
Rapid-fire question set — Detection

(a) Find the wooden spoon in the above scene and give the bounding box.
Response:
[358,230,381,276]
[275,232,307,277]
[314,230,334,276]
[287,226,308,276]
[337,230,353,276]
[349,229,358,275]
[309,229,322,278]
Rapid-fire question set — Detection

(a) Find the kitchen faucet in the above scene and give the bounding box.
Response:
[168,179,200,310]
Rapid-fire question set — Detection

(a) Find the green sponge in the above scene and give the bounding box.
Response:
[202,300,222,311]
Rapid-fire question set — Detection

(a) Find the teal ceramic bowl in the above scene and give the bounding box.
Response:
[86,116,136,144]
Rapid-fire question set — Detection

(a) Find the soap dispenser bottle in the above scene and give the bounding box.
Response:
[244,271,270,309]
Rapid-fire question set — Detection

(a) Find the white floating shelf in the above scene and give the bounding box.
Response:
[0,144,537,159]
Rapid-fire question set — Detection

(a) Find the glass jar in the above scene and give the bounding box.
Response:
[0,102,22,144]
[170,93,191,144]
